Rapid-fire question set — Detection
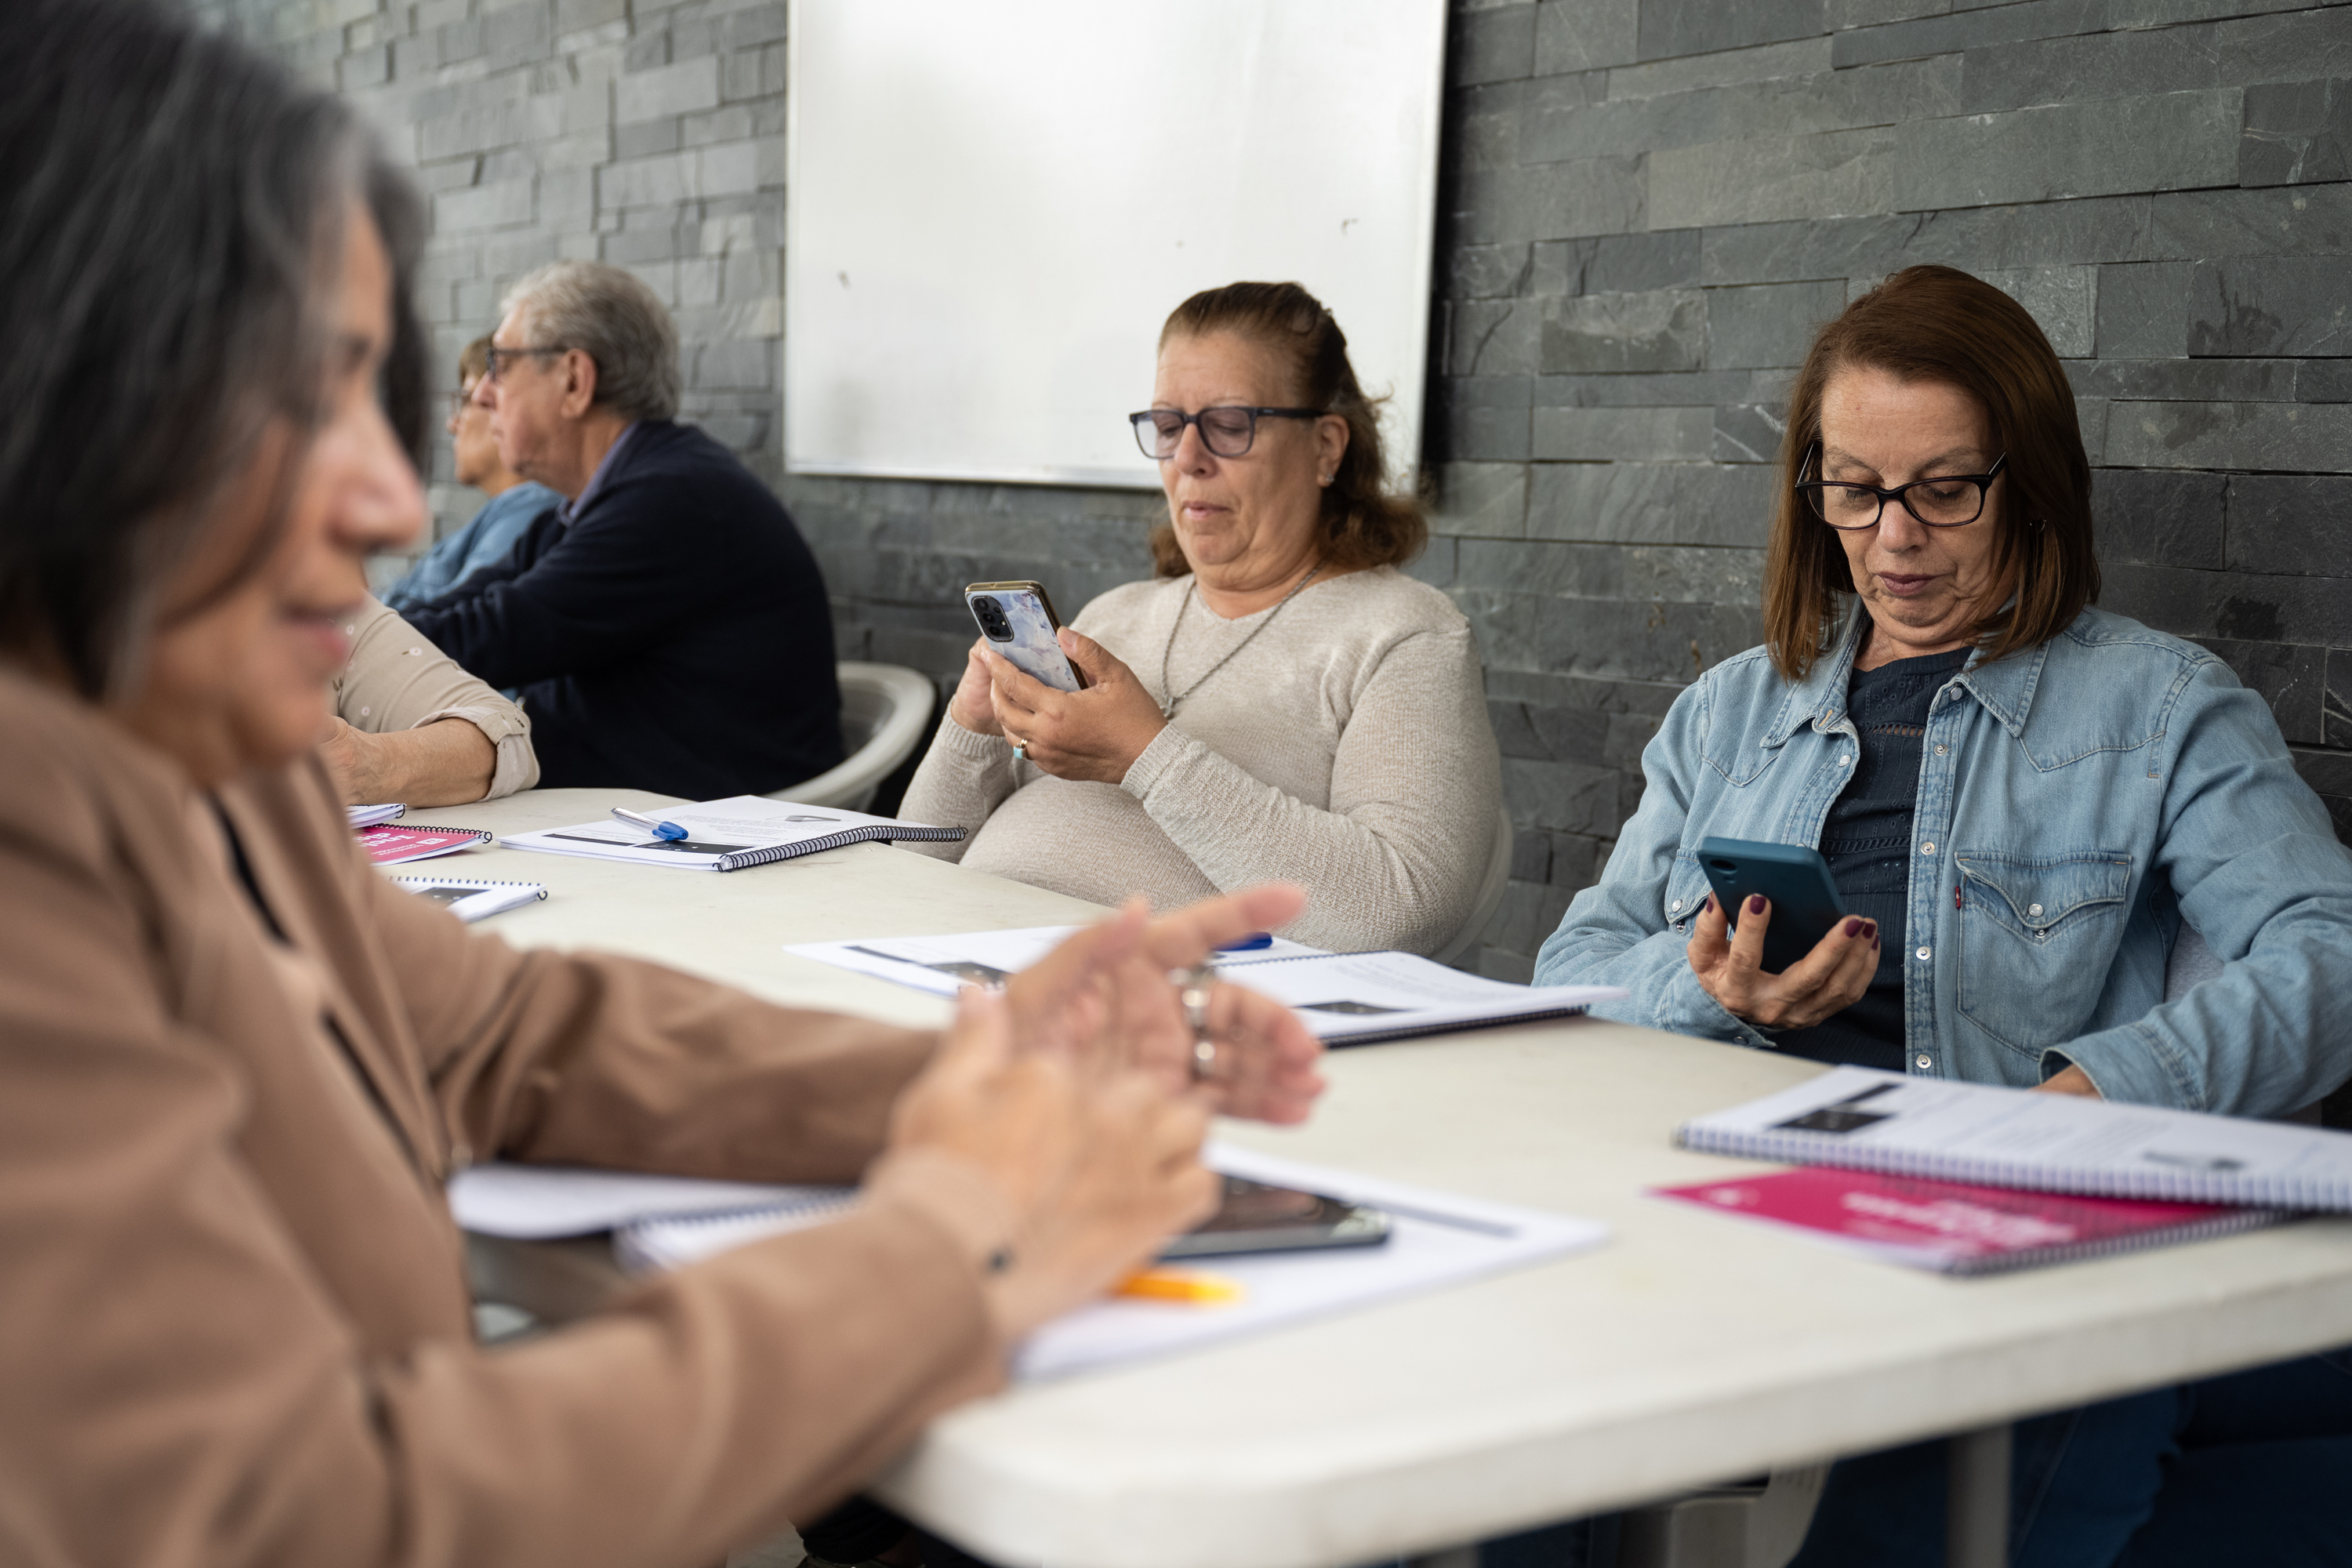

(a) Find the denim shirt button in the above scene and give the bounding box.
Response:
[1920,841,1936,855]
[1915,946,1931,960]
[1914,1054,1933,1071]
[1934,743,1947,755]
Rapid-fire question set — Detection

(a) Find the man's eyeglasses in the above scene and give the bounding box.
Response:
[483,343,568,383]
[1795,442,2006,531]
[1130,405,1322,460]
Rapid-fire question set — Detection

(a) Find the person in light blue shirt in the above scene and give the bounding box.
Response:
[1532,264,2352,1567]
[382,335,558,612]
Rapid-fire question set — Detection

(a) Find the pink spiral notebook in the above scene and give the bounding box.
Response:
[1654,1166,2285,1276]
[357,823,490,866]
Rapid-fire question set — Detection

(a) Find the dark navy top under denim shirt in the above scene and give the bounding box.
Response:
[1776,644,1973,1071]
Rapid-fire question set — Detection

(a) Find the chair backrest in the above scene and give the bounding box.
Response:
[1431,803,1516,967]
[764,662,938,813]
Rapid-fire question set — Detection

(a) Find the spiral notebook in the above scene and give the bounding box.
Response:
[1655,1166,2285,1276]
[392,876,549,924]
[499,796,963,872]
[614,1189,862,1273]
[358,823,491,866]
[1677,1066,2352,1212]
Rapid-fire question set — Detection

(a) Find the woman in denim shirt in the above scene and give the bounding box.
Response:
[1537,267,2352,1566]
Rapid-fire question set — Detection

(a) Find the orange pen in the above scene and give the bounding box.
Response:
[1113,1267,1247,1305]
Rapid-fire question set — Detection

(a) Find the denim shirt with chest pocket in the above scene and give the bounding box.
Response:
[1534,605,2352,1116]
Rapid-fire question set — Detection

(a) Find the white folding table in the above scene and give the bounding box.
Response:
[411,790,2352,1568]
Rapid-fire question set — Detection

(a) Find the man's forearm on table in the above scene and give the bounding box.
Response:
[336,718,498,806]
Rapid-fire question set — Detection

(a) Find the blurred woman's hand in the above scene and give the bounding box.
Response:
[885,986,1218,1340]
[987,629,1167,784]
[1003,884,1326,1126]
[1686,895,1878,1031]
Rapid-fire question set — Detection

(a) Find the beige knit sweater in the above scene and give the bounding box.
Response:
[898,566,1503,955]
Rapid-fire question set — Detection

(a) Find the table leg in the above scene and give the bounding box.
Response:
[1946,1423,2013,1568]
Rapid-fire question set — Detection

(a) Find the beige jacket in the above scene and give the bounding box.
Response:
[332,596,539,797]
[0,668,1011,1568]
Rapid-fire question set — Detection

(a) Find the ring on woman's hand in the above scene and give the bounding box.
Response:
[1010,735,1028,761]
[1170,964,1217,1080]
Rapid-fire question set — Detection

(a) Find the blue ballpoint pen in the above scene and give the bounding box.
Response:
[612,806,690,841]
[1215,932,1274,953]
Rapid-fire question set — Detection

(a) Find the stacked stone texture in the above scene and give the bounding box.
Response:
[188,0,793,543]
[197,0,2352,979]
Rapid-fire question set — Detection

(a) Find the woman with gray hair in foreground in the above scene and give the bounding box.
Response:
[0,5,1323,1564]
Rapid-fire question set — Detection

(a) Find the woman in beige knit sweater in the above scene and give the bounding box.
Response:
[900,283,1504,956]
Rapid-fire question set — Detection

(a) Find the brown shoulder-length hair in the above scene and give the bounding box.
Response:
[1149,281,1425,578]
[1763,264,2098,681]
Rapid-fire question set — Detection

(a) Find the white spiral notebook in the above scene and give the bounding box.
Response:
[392,876,549,924]
[1677,1066,2352,1212]
[499,796,963,872]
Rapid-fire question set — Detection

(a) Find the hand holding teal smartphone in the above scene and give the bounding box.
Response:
[1693,837,1847,975]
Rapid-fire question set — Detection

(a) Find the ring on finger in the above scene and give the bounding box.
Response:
[1009,733,1028,761]
[1170,964,1217,1080]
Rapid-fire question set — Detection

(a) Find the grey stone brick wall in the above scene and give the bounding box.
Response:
[187,0,792,546]
[200,0,2352,980]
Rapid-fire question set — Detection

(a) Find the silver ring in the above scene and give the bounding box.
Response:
[1171,964,1216,1080]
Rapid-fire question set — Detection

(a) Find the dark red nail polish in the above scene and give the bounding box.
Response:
[1844,918,1863,938]
[1748,895,1766,915]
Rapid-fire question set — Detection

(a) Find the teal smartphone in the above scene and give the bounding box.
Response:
[1695,837,1847,975]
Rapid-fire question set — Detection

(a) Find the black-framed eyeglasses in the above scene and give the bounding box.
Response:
[484,343,568,383]
[1129,405,1322,460]
[1795,442,2006,530]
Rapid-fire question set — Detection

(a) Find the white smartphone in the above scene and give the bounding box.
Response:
[964,580,1087,693]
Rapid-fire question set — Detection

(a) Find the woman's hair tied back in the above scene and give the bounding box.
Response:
[1152,281,1425,578]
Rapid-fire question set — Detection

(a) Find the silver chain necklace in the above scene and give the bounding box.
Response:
[1156,561,1322,720]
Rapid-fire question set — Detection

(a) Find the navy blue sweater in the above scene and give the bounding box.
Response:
[407,421,844,800]
[1777,644,1972,1072]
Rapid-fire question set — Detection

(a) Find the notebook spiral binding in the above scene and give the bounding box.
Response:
[1675,1126,2341,1211]
[1940,1208,2288,1276]
[713,823,964,871]
[613,1189,861,1274]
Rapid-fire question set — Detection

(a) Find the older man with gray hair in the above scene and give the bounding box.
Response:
[406,261,843,798]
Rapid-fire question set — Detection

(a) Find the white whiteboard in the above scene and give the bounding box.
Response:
[784,0,1448,489]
